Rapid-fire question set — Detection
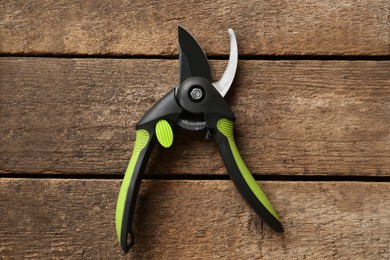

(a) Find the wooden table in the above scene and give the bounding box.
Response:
[1,1,389,259]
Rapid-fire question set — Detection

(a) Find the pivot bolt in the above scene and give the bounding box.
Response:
[190,87,204,102]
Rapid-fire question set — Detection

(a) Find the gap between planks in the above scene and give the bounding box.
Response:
[1,173,390,183]
[0,53,389,61]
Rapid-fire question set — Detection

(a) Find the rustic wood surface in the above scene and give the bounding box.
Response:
[1,0,389,259]
[1,58,389,176]
[1,0,389,56]
[0,179,389,259]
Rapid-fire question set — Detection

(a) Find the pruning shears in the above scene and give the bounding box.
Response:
[116,26,283,253]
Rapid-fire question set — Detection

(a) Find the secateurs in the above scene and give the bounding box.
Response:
[116,26,283,253]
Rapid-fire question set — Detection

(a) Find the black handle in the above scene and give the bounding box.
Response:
[115,127,156,252]
[115,89,183,253]
[213,118,284,232]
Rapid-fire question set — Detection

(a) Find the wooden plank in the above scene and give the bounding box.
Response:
[1,58,389,176]
[0,1,389,56]
[0,179,389,259]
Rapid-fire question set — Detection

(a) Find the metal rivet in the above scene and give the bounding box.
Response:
[190,88,203,101]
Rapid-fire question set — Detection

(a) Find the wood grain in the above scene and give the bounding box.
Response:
[0,1,389,56]
[0,179,389,259]
[1,58,389,176]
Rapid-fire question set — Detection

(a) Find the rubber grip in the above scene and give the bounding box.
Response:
[115,128,155,252]
[214,119,284,232]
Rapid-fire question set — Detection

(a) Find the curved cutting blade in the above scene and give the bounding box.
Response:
[176,27,238,131]
[178,26,212,83]
[212,29,238,97]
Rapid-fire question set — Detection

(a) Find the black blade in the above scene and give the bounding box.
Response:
[178,26,212,83]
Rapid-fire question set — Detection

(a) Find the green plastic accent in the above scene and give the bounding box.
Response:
[155,119,173,148]
[217,119,280,221]
[115,129,149,242]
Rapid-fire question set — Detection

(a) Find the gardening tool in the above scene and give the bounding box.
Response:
[116,26,283,253]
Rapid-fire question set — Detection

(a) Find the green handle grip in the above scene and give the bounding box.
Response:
[115,89,182,253]
[214,119,283,232]
[115,128,154,252]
